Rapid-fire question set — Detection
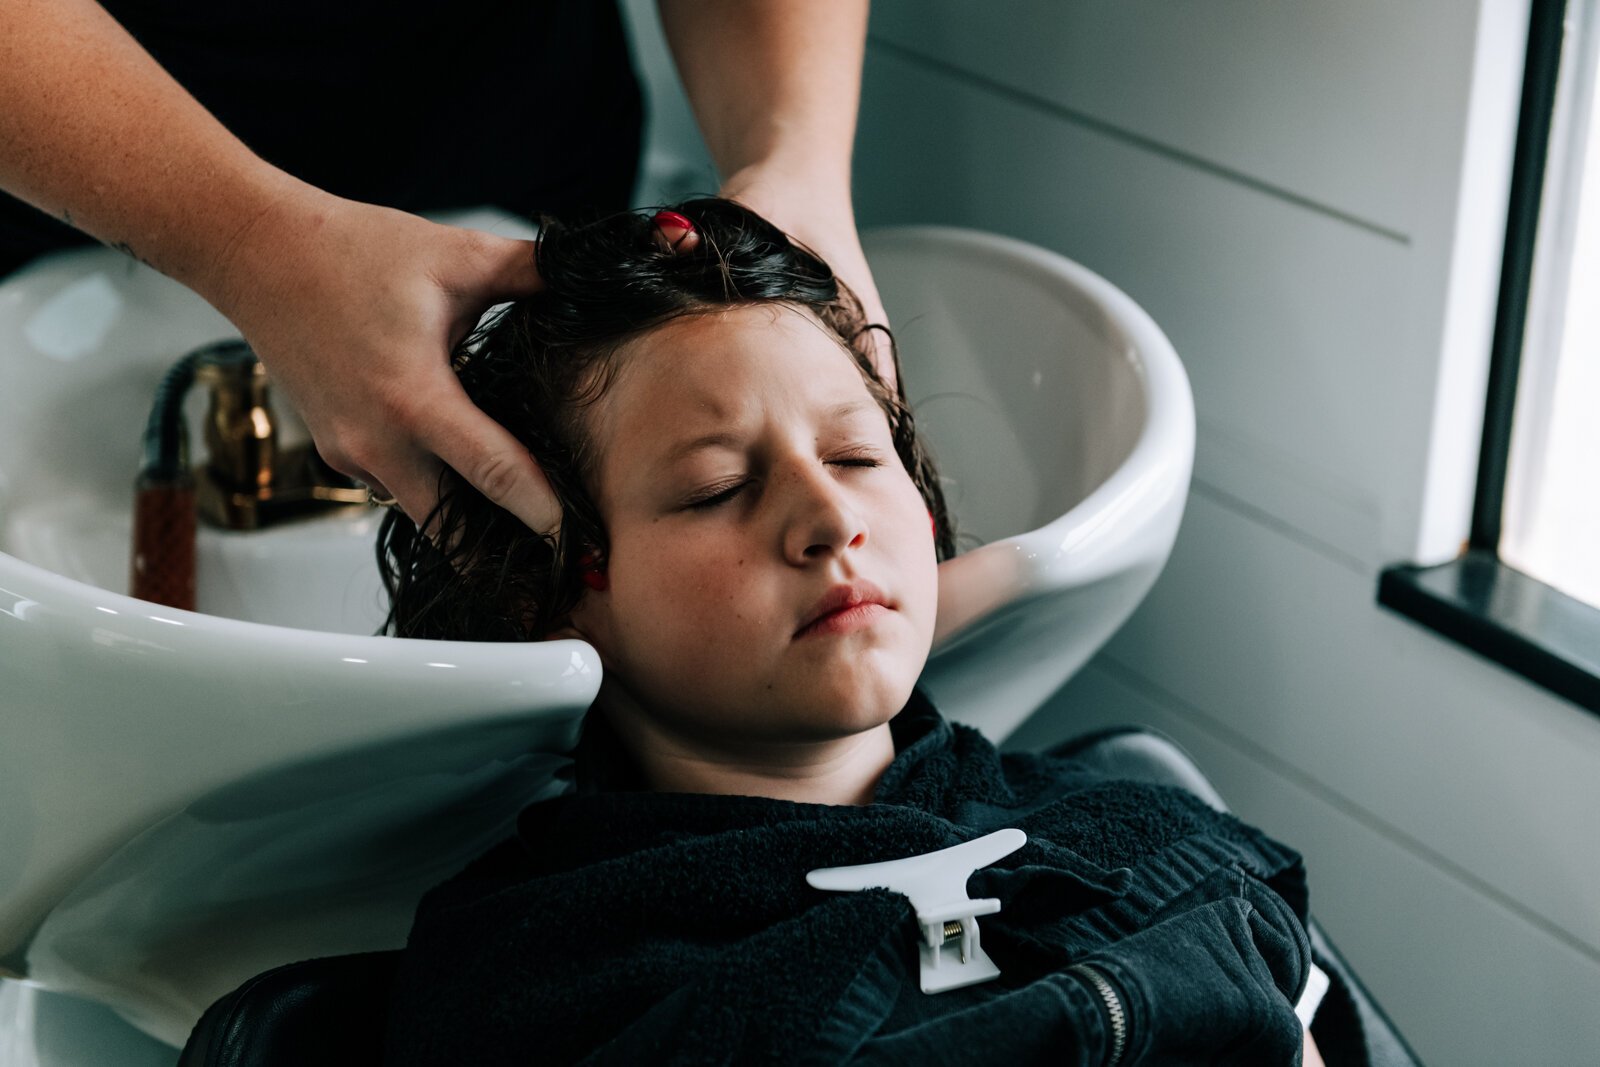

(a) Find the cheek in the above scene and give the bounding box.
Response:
[608,529,764,647]
[885,484,940,614]
[884,474,934,546]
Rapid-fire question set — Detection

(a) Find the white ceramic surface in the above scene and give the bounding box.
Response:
[883,227,1194,735]
[0,215,1191,1059]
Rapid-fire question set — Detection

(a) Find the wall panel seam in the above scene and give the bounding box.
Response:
[1189,477,1370,576]
[866,34,1413,246]
[1090,654,1600,965]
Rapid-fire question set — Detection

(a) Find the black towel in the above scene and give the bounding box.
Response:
[385,693,1309,1065]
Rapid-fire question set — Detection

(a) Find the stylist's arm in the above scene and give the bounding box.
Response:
[657,0,895,392]
[0,0,559,533]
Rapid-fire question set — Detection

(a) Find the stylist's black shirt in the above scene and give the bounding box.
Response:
[0,0,642,276]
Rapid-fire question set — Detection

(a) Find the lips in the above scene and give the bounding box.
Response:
[794,580,893,639]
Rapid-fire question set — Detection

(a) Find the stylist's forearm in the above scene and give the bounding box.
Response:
[656,0,896,391]
[0,0,559,533]
[0,0,307,296]
[656,0,868,192]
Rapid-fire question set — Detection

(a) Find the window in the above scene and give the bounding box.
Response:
[1379,0,1600,714]
[1502,0,1600,611]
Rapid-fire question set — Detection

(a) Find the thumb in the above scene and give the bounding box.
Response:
[458,233,544,303]
[419,383,564,537]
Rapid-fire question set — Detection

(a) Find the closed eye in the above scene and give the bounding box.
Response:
[685,451,883,510]
[828,446,885,469]
[686,480,749,510]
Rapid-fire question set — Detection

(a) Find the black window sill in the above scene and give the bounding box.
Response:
[1378,549,1600,715]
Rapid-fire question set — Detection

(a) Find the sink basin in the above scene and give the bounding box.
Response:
[0,211,1192,1054]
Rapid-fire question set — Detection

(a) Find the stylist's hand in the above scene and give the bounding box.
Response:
[203,189,557,533]
[719,162,897,396]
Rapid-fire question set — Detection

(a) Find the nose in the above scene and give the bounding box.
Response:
[781,461,868,565]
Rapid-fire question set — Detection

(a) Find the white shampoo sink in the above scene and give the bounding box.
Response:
[0,214,1192,1057]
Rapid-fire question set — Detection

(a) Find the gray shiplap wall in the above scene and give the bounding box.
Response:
[621,3,1600,1062]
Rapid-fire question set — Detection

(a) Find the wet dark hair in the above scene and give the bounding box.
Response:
[377,198,954,642]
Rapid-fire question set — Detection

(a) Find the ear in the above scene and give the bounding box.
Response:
[544,620,587,642]
[544,592,612,653]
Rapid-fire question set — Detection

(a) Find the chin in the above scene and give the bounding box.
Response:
[784,664,917,737]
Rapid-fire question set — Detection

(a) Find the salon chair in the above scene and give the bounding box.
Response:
[177,727,1424,1067]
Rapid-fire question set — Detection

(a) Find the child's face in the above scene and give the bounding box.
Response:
[567,303,938,746]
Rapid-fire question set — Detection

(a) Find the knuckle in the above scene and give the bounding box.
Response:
[451,228,501,277]
[318,420,390,484]
[375,387,436,446]
[463,227,499,260]
[311,426,360,474]
[467,448,522,504]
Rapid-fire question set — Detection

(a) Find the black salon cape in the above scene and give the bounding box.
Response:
[385,693,1314,1065]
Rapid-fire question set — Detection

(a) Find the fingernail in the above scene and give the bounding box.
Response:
[651,210,699,252]
[653,210,692,233]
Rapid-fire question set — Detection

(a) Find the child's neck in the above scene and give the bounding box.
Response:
[597,694,898,806]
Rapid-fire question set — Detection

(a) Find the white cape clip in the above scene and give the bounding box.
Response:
[806,827,1027,994]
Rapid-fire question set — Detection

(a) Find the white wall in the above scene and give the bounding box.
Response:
[623,3,1600,1062]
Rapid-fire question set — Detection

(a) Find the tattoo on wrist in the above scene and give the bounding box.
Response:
[110,239,152,268]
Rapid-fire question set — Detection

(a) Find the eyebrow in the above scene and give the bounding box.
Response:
[655,400,878,471]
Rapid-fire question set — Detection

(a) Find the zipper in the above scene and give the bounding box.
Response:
[1067,962,1128,1067]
